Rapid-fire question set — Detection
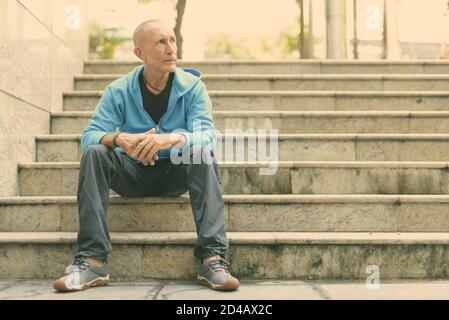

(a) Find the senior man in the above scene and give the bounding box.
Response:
[53,19,239,292]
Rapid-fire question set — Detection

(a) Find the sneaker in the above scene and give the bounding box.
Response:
[62,257,104,275]
[53,257,110,292]
[197,257,240,291]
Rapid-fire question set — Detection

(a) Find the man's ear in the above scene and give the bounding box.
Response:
[133,47,143,61]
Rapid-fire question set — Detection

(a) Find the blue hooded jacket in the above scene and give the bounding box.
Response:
[81,65,216,162]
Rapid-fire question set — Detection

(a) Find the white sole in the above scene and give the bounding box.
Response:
[81,274,110,290]
[54,274,110,292]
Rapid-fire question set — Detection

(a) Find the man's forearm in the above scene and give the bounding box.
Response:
[101,131,185,151]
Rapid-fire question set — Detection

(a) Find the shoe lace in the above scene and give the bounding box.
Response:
[71,257,91,272]
[207,258,230,274]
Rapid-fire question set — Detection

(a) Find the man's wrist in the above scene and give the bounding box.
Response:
[170,133,186,148]
[112,130,122,148]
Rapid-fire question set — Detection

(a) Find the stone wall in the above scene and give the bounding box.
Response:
[0,0,88,196]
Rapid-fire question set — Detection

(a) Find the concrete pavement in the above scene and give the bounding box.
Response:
[1,279,449,300]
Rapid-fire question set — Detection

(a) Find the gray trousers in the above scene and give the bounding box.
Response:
[75,144,229,262]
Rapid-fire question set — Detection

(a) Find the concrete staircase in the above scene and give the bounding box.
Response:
[3,60,449,280]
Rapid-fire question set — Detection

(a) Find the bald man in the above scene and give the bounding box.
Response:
[53,20,240,292]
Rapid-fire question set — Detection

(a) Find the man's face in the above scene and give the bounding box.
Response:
[135,24,177,73]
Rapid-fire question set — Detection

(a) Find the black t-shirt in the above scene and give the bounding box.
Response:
[139,70,174,124]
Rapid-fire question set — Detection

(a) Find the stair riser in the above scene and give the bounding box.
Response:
[36,138,449,162]
[74,78,449,92]
[2,243,449,279]
[83,62,449,75]
[2,201,449,232]
[18,166,449,196]
[50,115,449,135]
[62,94,449,111]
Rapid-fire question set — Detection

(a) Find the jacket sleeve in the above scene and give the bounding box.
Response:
[179,80,217,149]
[80,86,124,153]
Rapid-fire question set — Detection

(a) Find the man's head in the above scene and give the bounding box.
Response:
[133,19,177,73]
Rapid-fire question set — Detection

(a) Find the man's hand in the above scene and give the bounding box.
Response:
[130,132,186,166]
[116,128,158,163]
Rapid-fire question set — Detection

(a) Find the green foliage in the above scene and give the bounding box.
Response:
[89,23,131,59]
[204,17,314,60]
[205,33,257,60]
[277,20,301,55]
[277,18,318,58]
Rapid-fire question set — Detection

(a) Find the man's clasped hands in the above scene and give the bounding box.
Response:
[115,128,185,166]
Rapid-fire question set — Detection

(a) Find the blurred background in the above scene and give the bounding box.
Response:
[2,0,449,194]
[88,0,449,60]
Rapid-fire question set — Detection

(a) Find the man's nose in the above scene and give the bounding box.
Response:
[166,42,176,54]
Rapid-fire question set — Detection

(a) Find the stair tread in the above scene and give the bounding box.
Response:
[83,59,449,65]
[4,194,449,204]
[35,133,449,139]
[50,110,449,117]
[2,231,449,244]
[75,74,449,79]
[17,161,449,168]
[63,90,449,96]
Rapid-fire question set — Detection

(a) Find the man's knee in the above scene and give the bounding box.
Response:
[185,145,216,165]
[170,145,216,166]
[180,146,221,184]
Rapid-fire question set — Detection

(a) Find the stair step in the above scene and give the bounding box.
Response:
[75,74,449,91]
[50,110,449,135]
[9,59,449,282]
[17,161,449,196]
[62,91,449,111]
[83,60,449,75]
[2,195,449,232]
[35,133,449,162]
[2,231,449,279]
